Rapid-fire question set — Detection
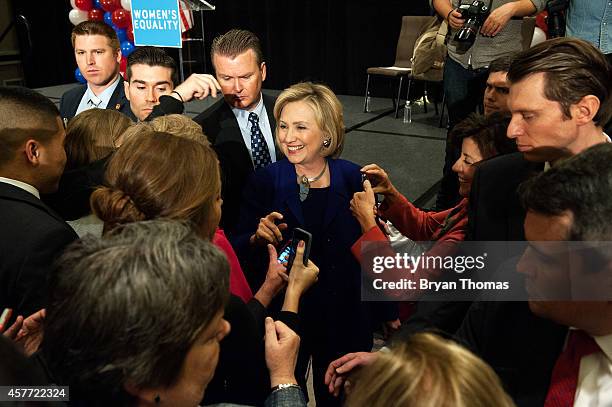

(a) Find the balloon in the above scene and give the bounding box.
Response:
[93,0,102,8]
[70,0,77,8]
[120,40,135,57]
[120,0,131,10]
[120,56,127,73]
[75,67,86,84]
[103,11,113,25]
[68,8,89,25]
[115,27,127,42]
[75,0,93,11]
[126,24,134,42]
[99,0,119,12]
[88,8,104,21]
[111,8,130,28]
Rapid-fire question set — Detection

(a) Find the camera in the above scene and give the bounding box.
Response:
[453,0,490,49]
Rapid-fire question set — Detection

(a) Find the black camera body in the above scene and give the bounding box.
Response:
[453,0,491,48]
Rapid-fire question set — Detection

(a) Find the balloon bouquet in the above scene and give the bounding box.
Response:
[68,0,135,83]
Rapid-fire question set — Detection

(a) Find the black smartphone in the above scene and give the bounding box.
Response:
[277,228,312,271]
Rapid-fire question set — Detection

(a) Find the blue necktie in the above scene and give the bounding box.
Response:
[248,112,272,170]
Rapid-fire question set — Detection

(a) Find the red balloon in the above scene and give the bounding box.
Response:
[126,24,134,42]
[112,8,130,29]
[88,8,104,21]
[75,0,93,11]
[99,0,119,12]
[120,56,127,75]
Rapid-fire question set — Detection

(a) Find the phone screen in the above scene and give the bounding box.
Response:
[277,228,312,271]
[277,238,296,265]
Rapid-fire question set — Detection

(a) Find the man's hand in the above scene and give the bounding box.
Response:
[264,317,300,387]
[324,352,379,397]
[250,212,288,246]
[350,180,378,233]
[171,73,221,102]
[448,8,466,29]
[480,2,516,37]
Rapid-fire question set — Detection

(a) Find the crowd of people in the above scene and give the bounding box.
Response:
[0,3,611,405]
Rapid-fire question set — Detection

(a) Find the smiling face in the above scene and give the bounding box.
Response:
[124,64,174,121]
[483,71,510,115]
[277,100,326,168]
[451,137,483,198]
[74,34,120,92]
[213,49,265,111]
[507,73,582,162]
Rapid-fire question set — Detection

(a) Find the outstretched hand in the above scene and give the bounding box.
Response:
[172,73,222,102]
[265,318,300,387]
[250,212,288,246]
[324,351,379,397]
[350,180,378,232]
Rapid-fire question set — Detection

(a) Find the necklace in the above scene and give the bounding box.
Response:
[298,160,328,202]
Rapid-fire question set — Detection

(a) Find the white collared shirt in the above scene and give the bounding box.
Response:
[231,94,277,165]
[75,75,121,117]
[0,177,40,199]
[573,331,612,406]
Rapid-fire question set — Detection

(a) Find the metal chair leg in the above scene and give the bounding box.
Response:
[363,74,371,113]
[394,76,404,118]
[438,91,447,128]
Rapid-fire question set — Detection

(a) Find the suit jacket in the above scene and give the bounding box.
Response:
[232,158,394,357]
[59,76,132,121]
[467,152,544,242]
[193,94,283,235]
[0,183,78,319]
[455,301,567,406]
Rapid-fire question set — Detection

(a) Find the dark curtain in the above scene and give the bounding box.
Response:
[10,0,431,95]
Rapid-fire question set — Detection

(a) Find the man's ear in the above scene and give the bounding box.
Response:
[116,48,122,65]
[24,140,40,165]
[124,80,131,101]
[572,95,601,125]
[260,62,267,82]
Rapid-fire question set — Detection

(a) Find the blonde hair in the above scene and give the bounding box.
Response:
[149,114,210,145]
[91,130,221,239]
[345,333,515,407]
[273,82,344,158]
[65,109,131,170]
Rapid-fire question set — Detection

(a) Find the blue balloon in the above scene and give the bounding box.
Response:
[120,40,135,57]
[115,28,127,43]
[104,11,113,26]
[94,0,102,9]
[75,67,86,84]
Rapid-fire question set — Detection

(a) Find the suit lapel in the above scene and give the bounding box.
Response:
[263,94,284,160]
[322,159,349,231]
[68,86,87,119]
[276,161,305,226]
[108,76,130,114]
[0,183,67,225]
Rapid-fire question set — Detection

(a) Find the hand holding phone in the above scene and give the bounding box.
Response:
[277,228,312,271]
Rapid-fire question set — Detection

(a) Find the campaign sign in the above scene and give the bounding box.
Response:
[131,0,182,48]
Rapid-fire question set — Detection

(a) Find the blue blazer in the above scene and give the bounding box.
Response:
[233,158,395,355]
[59,76,133,121]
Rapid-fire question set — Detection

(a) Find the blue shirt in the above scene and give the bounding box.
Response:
[232,94,277,165]
[75,75,121,116]
[567,0,612,54]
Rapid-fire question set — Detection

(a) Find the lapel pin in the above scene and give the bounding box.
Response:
[115,103,121,110]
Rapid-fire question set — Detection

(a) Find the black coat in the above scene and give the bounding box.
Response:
[193,94,283,235]
[0,183,78,319]
[59,76,132,121]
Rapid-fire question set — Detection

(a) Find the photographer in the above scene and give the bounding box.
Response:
[432,0,545,210]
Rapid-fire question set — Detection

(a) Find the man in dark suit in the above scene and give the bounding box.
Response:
[192,29,283,235]
[0,87,78,322]
[59,21,130,121]
[458,143,612,406]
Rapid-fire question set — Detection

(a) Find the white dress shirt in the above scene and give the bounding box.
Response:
[0,177,40,199]
[75,75,121,117]
[232,94,277,165]
[574,331,612,406]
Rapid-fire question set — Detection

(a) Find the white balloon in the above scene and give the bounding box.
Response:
[121,0,131,10]
[70,0,77,8]
[531,27,547,47]
[68,8,89,26]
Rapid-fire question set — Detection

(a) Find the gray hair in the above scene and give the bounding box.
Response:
[42,220,229,405]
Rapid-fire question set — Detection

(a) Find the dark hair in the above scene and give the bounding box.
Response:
[42,220,229,405]
[126,46,179,87]
[507,37,611,127]
[91,130,221,238]
[489,53,517,74]
[0,86,60,166]
[451,112,517,160]
[65,109,132,170]
[519,143,612,241]
[71,20,120,51]
[210,29,263,69]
